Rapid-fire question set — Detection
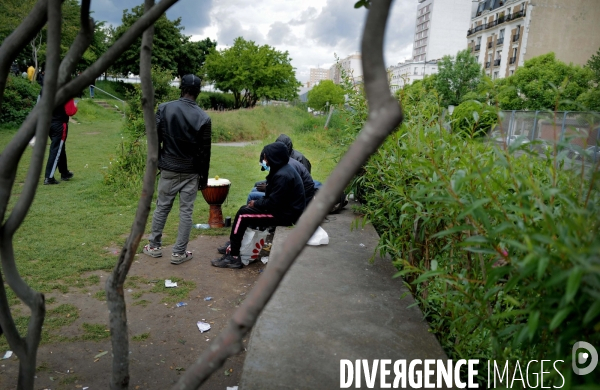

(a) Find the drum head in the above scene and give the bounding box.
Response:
[207,178,231,186]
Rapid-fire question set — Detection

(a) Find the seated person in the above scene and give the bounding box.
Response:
[212,142,306,269]
[249,134,321,200]
[275,133,311,173]
[247,149,316,203]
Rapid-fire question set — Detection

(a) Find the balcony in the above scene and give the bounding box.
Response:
[496,37,504,45]
[485,20,498,29]
[485,62,491,69]
[494,59,501,66]
[488,41,493,49]
[474,44,481,52]
[467,24,484,36]
[513,34,520,42]
[509,56,516,64]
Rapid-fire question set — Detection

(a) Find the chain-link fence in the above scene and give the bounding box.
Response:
[488,110,600,163]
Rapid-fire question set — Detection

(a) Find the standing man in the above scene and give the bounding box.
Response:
[43,97,77,185]
[143,74,211,265]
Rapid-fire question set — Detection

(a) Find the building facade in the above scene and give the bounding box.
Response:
[309,68,329,87]
[467,0,600,79]
[413,0,476,62]
[329,53,363,85]
[388,60,439,94]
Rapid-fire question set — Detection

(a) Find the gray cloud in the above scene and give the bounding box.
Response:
[213,11,266,46]
[288,7,318,26]
[267,22,298,46]
[90,0,214,37]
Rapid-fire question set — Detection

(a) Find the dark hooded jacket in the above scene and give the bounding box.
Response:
[275,134,312,173]
[259,150,316,200]
[254,142,306,222]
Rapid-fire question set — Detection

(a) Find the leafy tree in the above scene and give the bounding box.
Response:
[496,52,594,111]
[587,46,600,82]
[435,49,482,107]
[110,6,215,78]
[307,80,345,111]
[202,37,301,108]
[395,74,441,121]
[451,100,498,138]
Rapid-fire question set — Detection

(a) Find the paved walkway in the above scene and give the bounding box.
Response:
[212,141,261,147]
[240,200,447,389]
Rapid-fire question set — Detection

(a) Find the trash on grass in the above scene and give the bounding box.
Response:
[193,224,210,229]
[204,296,213,301]
[359,243,366,247]
[94,351,108,359]
[261,256,269,264]
[2,351,12,360]
[197,321,211,333]
[227,387,239,390]
[176,302,187,307]
[165,279,178,288]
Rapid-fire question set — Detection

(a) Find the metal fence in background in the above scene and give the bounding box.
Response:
[488,110,600,163]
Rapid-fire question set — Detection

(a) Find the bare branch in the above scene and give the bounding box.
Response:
[173,1,403,388]
[58,0,94,86]
[106,0,158,388]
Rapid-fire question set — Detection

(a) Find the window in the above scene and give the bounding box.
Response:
[493,71,499,79]
[419,8,423,15]
[510,70,514,75]
[499,29,505,39]
[488,54,492,62]
[512,48,517,57]
[425,13,429,20]
[496,50,501,59]
[477,36,482,45]
[414,67,418,75]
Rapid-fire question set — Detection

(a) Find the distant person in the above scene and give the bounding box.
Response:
[10,62,19,76]
[44,97,78,185]
[36,70,45,87]
[27,65,35,82]
[212,142,306,269]
[143,74,212,265]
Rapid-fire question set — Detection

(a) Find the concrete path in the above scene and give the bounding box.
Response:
[240,200,447,389]
[212,141,261,147]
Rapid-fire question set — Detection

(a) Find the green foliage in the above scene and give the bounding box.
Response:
[0,74,41,125]
[396,75,441,123]
[587,46,600,82]
[307,80,345,111]
[103,67,179,193]
[435,49,482,107]
[197,92,235,110]
[110,6,216,77]
[350,90,600,385]
[202,37,301,108]
[496,52,594,111]
[451,100,498,138]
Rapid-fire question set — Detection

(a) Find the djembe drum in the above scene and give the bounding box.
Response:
[200,177,231,228]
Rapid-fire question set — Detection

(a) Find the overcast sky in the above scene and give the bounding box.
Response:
[90,0,418,83]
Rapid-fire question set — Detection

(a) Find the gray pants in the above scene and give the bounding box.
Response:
[148,170,198,254]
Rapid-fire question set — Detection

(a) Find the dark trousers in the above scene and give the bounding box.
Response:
[45,122,68,179]
[229,206,289,256]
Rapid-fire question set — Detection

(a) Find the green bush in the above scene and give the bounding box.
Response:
[352,103,600,386]
[451,100,498,138]
[197,92,235,110]
[0,75,41,125]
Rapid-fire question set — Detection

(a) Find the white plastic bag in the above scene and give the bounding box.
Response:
[239,227,269,265]
[307,226,329,246]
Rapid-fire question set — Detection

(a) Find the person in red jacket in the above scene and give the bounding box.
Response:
[44,98,77,185]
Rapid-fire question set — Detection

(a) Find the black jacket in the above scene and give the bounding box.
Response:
[156,98,212,187]
[275,134,312,173]
[288,158,315,200]
[254,143,306,223]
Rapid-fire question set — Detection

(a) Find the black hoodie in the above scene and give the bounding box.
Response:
[254,142,306,222]
[275,134,312,173]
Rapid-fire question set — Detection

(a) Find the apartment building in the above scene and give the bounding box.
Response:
[412,0,476,62]
[329,53,363,85]
[467,0,600,79]
[309,68,329,87]
[388,60,438,94]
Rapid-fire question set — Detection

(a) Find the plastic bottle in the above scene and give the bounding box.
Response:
[194,224,210,229]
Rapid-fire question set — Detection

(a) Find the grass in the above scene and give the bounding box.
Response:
[132,332,150,341]
[0,101,344,348]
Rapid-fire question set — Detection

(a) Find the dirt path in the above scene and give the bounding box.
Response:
[0,235,268,390]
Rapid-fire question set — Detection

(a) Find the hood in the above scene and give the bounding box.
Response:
[275,134,293,157]
[262,142,290,173]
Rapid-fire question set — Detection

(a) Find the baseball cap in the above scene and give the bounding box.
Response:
[180,74,201,90]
